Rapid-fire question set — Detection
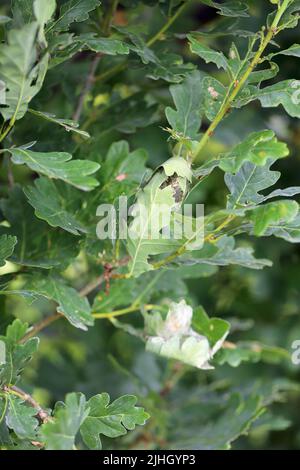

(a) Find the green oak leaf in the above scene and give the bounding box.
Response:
[127,157,191,277]
[46,0,101,33]
[0,235,17,268]
[85,91,157,136]
[184,236,272,270]
[10,275,94,331]
[258,213,300,243]
[144,54,194,84]
[92,270,188,313]
[192,306,230,348]
[0,22,48,121]
[215,346,258,367]
[219,130,289,173]
[40,393,89,450]
[227,42,250,78]
[188,35,228,70]
[162,157,193,182]
[225,160,281,208]
[99,141,148,202]
[0,399,12,447]
[8,148,100,191]
[249,200,299,236]
[33,0,56,27]
[48,36,83,67]
[0,186,79,269]
[127,32,194,83]
[244,80,300,118]
[80,34,130,55]
[262,186,300,203]
[80,393,149,450]
[188,395,263,450]
[34,0,56,44]
[193,159,220,178]
[24,177,87,235]
[215,341,289,368]
[11,0,35,23]
[49,33,130,68]
[127,171,178,277]
[0,319,39,387]
[193,17,253,39]
[200,0,249,17]
[6,398,39,440]
[29,109,90,138]
[275,1,300,30]
[165,71,204,140]
[247,61,279,85]
[202,76,227,121]
[271,43,300,58]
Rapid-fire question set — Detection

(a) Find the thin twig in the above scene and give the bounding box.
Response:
[72,0,120,122]
[20,312,63,344]
[72,53,102,123]
[79,274,105,297]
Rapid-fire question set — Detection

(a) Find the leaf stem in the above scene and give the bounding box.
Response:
[20,303,161,342]
[0,121,14,144]
[93,303,161,319]
[192,0,291,162]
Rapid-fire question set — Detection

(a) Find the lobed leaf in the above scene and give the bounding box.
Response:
[249,200,299,236]
[99,141,148,202]
[40,393,88,450]
[165,71,204,140]
[46,0,101,33]
[0,23,48,121]
[80,393,149,450]
[0,187,79,269]
[0,235,17,268]
[225,160,281,208]
[12,275,94,331]
[0,319,39,387]
[200,0,249,17]
[8,148,100,191]
[6,398,39,441]
[219,130,289,173]
[188,34,228,70]
[24,178,87,235]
